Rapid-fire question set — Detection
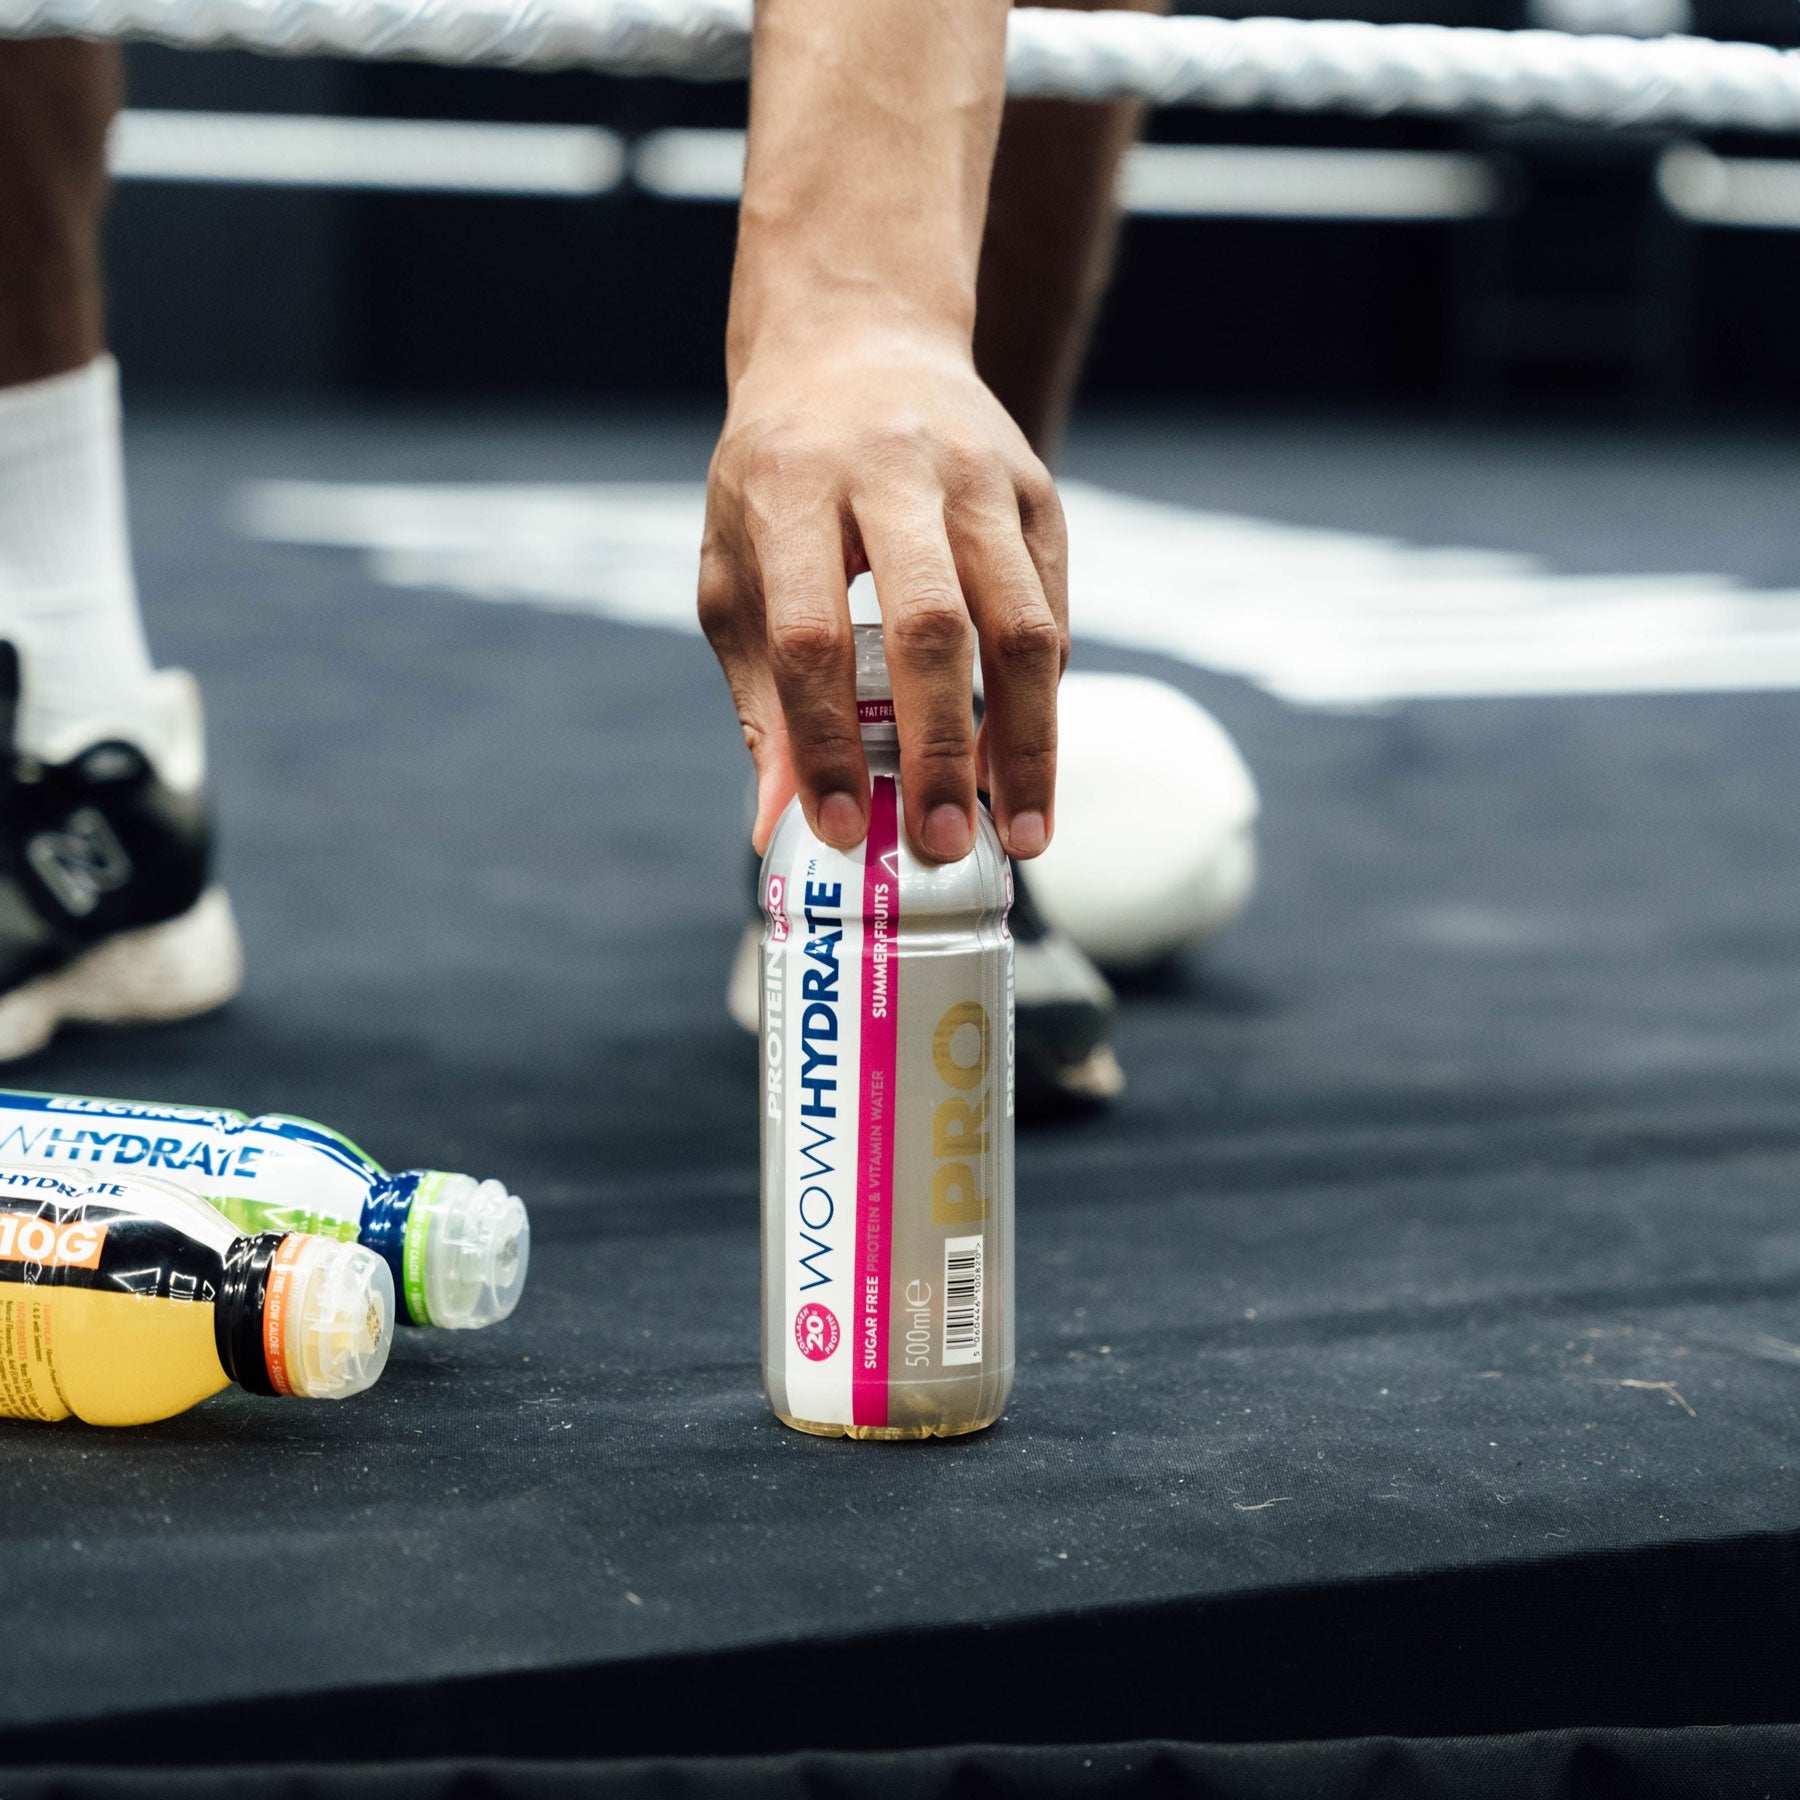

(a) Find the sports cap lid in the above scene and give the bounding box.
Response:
[409,1173,530,1330]
[266,1233,394,1400]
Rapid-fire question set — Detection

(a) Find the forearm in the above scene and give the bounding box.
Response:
[706,0,1066,868]
[728,0,1012,378]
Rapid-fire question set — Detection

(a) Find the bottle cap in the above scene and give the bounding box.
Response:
[266,1234,393,1401]
[853,623,891,701]
[853,624,896,735]
[853,626,889,694]
[407,1173,530,1330]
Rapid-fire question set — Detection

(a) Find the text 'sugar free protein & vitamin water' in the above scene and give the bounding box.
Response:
[0,1090,527,1330]
[0,1166,393,1426]
[760,625,1014,1439]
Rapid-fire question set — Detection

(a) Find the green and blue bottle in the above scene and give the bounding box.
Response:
[0,1088,527,1330]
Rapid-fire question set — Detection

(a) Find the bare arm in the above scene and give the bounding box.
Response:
[699,0,1069,864]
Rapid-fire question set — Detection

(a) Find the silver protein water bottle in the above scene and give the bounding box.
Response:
[760,624,1015,1439]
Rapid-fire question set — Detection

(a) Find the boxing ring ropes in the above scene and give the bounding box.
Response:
[7,0,1800,137]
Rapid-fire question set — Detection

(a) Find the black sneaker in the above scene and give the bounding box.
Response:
[1006,848,1123,1109]
[0,643,242,1059]
[726,839,1121,1112]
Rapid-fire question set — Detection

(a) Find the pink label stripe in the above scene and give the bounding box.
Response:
[854,775,899,1428]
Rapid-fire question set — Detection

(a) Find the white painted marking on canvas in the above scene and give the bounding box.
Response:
[236,478,1800,706]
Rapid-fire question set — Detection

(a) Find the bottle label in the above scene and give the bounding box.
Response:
[0,1090,376,1245]
[851,776,900,1428]
[0,1288,68,1421]
[0,1167,237,1423]
[260,1233,309,1398]
[763,781,1013,1432]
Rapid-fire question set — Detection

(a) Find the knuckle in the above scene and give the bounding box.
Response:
[907,723,976,783]
[743,431,808,489]
[695,560,749,647]
[741,435,823,522]
[694,583,752,655]
[734,689,780,754]
[997,729,1057,780]
[698,601,741,655]
[696,591,733,648]
[1015,456,1060,515]
[862,415,931,469]
[1017,468,1067,545]
[769,608,850,674]
[792,724,864,779]
[889,591,972,662]
[708,426,756,494]
[991,607,1064,666]
[940,435,1004,498]
[704,436,733,490]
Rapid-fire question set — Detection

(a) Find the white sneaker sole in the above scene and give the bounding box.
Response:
[0,886,244,1061]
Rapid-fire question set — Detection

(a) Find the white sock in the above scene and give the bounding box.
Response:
[0,355,162,762]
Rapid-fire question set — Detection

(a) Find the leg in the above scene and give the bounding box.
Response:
[0,40,242,1052]
[0,38,164,757]
[0,38,118,389]
[972,4,1166,1104]
[974,0,1165,463]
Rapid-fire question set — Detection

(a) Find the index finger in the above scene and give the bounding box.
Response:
[751,504,869,852]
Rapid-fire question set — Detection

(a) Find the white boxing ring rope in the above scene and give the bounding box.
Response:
[10,0,1800,136]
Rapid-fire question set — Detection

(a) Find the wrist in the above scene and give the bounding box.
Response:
[729,0,1006,384]
[727,274,975,394]
[728,203,980,379]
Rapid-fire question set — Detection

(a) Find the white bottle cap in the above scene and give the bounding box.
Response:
[270,1234,394,1401]
[853,622,892,703]
[853,624,897,744]
[411,1174,530,1330]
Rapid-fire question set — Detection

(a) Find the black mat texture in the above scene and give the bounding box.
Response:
[14,1725,1800,1799]
[5,411,1800,1797]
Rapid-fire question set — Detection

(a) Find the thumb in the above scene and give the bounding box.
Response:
[752,748,798,856]
[741,685,798,856]
[697,550,795,855]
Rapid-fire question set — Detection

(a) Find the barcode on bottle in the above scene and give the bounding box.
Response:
[942,1235,983,1366]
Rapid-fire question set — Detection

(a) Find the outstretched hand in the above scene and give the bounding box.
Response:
[700,322,1068,866]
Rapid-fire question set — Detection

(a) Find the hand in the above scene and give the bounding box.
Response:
[699,322,1069,865]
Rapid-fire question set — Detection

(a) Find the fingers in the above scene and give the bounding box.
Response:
[700,407,1068,869]
[952,467,1068,860]
[1015,460,1070,662]
[698,541,795,854]
[744,476,868,853]
[856,501,978,864]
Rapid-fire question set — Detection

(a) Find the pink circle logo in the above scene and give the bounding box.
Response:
[794,1303,840,1361]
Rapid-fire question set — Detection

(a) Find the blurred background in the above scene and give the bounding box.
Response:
[107,0,1800,414]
